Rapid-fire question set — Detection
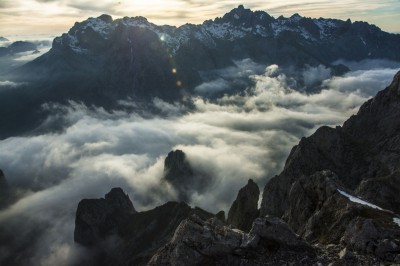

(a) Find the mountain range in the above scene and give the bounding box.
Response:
[0,5,399,139]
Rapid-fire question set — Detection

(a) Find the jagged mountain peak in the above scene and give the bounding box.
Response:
[104,187,136,211]
[216,5,273,27]
[163,150,212,202]
[227,179,260,232]
[98,14,113,23]
[0,169,7,190]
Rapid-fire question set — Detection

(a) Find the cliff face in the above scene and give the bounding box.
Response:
[227,179,260,232]
[74,187,136,245]
[259,71,400,261]
[74,188,216,265]
[261,71,400,217]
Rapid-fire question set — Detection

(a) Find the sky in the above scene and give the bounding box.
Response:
[0,0,399,38]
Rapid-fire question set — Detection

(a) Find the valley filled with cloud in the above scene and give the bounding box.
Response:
[0,60,397,264]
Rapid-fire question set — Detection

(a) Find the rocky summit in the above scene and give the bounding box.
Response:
[149,215,315,266]
[74,187,136,246]
[227,179,260,232]
[163,150,211,202]
[74,188,217,265]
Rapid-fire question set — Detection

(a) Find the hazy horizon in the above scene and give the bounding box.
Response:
[0,1,399,37]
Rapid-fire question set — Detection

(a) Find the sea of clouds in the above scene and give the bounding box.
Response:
[0,59,398,265]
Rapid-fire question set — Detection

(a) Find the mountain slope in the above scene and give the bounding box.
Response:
[259,71,400,261]
[74,188,218,265]
[261,71,400,217]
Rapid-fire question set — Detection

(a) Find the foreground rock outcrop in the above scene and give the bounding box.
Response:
[74,187,136,245]
[149,215,314,265]
[74,188,216,265]
[259,71,400,262]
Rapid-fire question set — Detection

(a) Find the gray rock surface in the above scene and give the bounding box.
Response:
[260,71,400,262]
[342,218,400,261]
[74,188,216,265]
[74,187,136,245]
[227,179,260,232]
[149,215,314,265]
[261,71,400,216]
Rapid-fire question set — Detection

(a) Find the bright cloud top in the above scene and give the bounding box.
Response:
[0,63,398,264]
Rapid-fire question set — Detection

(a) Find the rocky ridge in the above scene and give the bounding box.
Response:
[258,71,400,262]
[75,72,400,265]
[74,188,218,265]
[74,187,136,245]
[53,5,400,62]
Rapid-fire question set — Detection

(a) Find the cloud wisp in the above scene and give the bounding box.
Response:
[0,62,398,264]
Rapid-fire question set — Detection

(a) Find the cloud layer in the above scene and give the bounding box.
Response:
[0,62,398,264]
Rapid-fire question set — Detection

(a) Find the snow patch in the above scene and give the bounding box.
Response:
[337,189,383,210]
[234,14,240,20]
[313,19,337,39]
[67,33,87,54]
[85,18,113,38]
[394,218,400,227]
[360,37,366,46]
[204,22,246,41]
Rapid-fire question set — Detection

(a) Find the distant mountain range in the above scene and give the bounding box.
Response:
[0,5,400,138]
[0,41,38,57]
